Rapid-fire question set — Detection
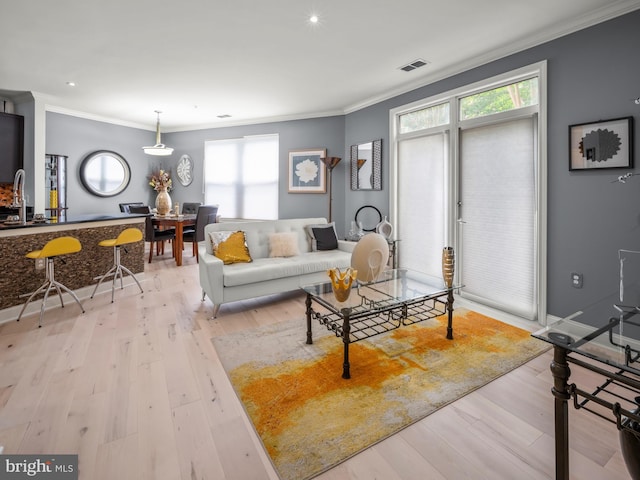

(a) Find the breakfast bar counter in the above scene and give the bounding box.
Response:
[0,213,147,317]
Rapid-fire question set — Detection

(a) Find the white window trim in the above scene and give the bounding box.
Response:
[389,61,548,325]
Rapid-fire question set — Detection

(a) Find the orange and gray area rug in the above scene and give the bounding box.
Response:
[211,308,548,480]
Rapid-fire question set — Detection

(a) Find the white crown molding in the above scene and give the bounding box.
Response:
[38,94,344,133]
[44,102,154,131]
[344,1,640,115]
[163,109,346,133]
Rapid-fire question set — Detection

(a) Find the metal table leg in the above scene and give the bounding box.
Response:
[551,345,571,480]
[305,293,313,345]
[341,307,351,379]
[446,289,454,340]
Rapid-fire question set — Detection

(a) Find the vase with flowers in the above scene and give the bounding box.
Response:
[149,168,173,215]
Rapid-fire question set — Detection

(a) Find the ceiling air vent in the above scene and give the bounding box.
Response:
[399,59,429,72]
[217,114,232,119]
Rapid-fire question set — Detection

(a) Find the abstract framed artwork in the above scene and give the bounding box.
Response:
[288,148,327,193]
[569,117,634,170]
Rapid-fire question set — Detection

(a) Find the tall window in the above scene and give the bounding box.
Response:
[204,134,279,219]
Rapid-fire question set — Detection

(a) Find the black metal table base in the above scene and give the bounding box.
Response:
[548,344,640,480]
[305,289,454,379]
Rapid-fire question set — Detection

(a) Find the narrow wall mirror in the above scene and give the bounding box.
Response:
[351,139,382,190]
[80,150,131,197]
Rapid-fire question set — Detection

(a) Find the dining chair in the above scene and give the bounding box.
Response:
[182,202,201,214]
[181,202,202,238]
[183,204,219,262]
[119,202,145,213]
[128,205,176,262]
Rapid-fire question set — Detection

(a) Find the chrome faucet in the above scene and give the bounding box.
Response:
[11,169,26,225]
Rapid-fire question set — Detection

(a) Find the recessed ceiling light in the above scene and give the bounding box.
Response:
[66,81,76,87]
[309,14,319,24]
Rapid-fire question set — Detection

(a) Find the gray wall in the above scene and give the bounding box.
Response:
[45,112,345,231]
[165,115,346,229]
[343,10,640,317]
[42,9,640,317]
[46,112,159,213]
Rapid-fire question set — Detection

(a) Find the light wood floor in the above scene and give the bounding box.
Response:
[0,249,632,479]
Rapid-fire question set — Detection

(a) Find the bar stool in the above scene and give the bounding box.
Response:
[91,228,144,303]
[17,236,85,327]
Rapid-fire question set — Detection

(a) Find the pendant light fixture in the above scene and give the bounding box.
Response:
[143,110,174,156]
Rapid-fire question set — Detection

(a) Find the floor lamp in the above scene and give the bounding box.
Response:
[322,156,341,222]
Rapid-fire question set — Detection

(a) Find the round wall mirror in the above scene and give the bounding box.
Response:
[80,150,131,197]
[355,205,382,232]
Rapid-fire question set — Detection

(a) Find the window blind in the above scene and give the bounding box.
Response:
[397,132,448,277]
[459,117,536,318]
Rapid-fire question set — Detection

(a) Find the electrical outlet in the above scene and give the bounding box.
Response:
[35,258,45,270]
[571,272,583,288]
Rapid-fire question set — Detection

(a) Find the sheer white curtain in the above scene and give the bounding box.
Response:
[204,134,279,219]
[397,132,448,277]
[459,117,536,318]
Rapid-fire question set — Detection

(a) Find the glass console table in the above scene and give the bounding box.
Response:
[302,269,458,379]
[533,292,640,480]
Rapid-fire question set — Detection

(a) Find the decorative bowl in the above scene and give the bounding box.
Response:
[328,267,357,302]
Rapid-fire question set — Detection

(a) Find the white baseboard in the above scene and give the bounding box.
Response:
[0,273,146,325]
[455,296,550,332]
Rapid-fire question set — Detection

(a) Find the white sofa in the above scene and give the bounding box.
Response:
[198,218,354,317]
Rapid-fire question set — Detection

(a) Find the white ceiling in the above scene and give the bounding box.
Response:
[1,0,639,132]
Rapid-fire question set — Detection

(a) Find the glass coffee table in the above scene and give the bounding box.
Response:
[532,292,640,480]
[302,268,459,379]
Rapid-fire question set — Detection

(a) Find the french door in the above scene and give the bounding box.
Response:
[392,63,546,323]
[457,116,537,319]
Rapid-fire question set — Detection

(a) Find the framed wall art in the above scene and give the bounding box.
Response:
[569,117,634,170]
[288,148,327,193]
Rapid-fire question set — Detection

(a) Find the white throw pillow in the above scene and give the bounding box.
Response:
[268,232,300,258]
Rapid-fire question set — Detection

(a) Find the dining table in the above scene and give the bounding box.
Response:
[151,214,197,266]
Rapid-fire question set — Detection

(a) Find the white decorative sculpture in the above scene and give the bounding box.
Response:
[350,233,390,282]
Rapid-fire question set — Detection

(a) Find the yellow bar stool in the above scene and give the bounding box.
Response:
[18,236,85,327]
[91,228,144,303]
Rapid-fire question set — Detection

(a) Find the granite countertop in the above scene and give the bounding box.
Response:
[0,213,148,230]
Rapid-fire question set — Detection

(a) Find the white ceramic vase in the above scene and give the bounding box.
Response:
[376,216,393,240]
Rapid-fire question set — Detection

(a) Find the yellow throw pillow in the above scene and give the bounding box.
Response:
[269,232,300,258]
[209,231,252,265]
